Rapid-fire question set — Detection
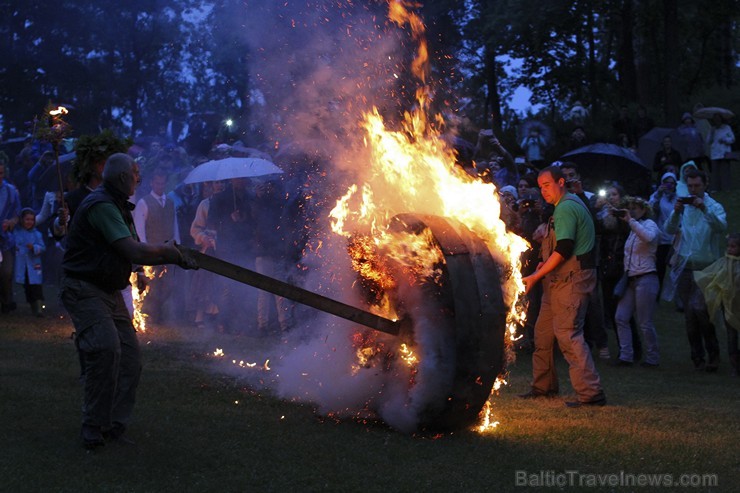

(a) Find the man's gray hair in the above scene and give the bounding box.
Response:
[102,153,134,183]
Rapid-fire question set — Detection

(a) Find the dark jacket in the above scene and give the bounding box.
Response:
[62,184,136,292]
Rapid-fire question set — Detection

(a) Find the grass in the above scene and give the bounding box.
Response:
[1,188,738,493]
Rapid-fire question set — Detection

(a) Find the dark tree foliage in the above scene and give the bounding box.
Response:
[0,0,737,153]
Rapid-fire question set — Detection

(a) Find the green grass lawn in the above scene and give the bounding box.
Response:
[1,189,738,493]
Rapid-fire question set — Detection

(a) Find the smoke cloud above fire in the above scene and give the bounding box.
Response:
[191,1,515,434]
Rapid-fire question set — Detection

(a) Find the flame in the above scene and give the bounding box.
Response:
[129,266,157,332]
[477,376,507,432]
[398,343,417,367]
[49,106,68,116]
[329,0,528,430]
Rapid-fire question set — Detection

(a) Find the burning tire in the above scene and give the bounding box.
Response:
[368,214,508,432]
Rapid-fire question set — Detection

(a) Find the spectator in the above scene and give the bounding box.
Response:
[694,233,740,376]
[519,165,606,407]
[133,167,180,323]
[13,208,45,317]
[61,131,132,232]
[653,136,683,179]
[189,181,224,331]
[0,161,21,313]
[475,129,517,186]
[568,126,588,151]
[165,111,189,146]
[706,113,735,191]
[206,178,255,333]
[517,174,538,200]
[520,128,547,169]
[496,184,520,233]
[569,101,589,127]
[595,182,644,360]
[59,153,196,449]
[648,172,678,293]
[251,179,295,335]
[515,186,548,352]
[663,170,727,372]
[612,197,661,367]
[676,113,706,168]
[560,162,609,360]
[676,161,698,197]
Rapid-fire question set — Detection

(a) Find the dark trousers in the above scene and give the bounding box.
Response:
[60,277,142,430]
[0,248,15,308]
[677,269,719,367]
[655,244,671,295]
[22,270,44,303]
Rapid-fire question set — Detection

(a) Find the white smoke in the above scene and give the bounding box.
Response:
[199,1,465,433]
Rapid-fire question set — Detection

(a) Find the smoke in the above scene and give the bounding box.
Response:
[238,1,414,172]
[196,1,465,433]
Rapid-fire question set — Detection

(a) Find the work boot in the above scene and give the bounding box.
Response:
[81,425,105,449]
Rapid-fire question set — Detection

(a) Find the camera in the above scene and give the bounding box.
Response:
[612,209,628,218]
[598,189,607,197]
[518,198,536,209]
[678,196,696,205]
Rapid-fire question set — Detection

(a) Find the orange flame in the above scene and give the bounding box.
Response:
[330,0,528,430]
[49,106,68,116]
[130,266,157,332]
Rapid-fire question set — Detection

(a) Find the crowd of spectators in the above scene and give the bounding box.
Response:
[0,123,330,339]
[0,102,737,378]
[473,105,736,378]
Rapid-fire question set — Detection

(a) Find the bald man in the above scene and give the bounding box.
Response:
[60,153,197,449]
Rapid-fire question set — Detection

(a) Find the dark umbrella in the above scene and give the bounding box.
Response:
[560,143,652,197]
[637,127,689,171]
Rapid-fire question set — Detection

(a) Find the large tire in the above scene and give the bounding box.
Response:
[379,213,509,431]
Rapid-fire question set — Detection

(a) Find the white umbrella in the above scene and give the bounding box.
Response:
[183,157,283,184]
[693,107,734,121]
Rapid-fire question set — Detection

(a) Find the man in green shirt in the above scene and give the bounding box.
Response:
[520,165,606,407]
[60,153,197,449]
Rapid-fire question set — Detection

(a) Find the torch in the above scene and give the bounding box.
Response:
[34,104,72,234]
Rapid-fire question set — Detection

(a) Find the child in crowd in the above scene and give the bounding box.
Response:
[694,233,740,376]
[13,208,46,317]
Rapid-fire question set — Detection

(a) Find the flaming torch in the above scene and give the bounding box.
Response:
[33,103,72,234]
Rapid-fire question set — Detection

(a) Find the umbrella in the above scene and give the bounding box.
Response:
[183,157,283,184]
[637,127,689,171]
[693,107,734,121]
[560,143,651,197]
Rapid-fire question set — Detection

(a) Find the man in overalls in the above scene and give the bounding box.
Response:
[520,165,606,407]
